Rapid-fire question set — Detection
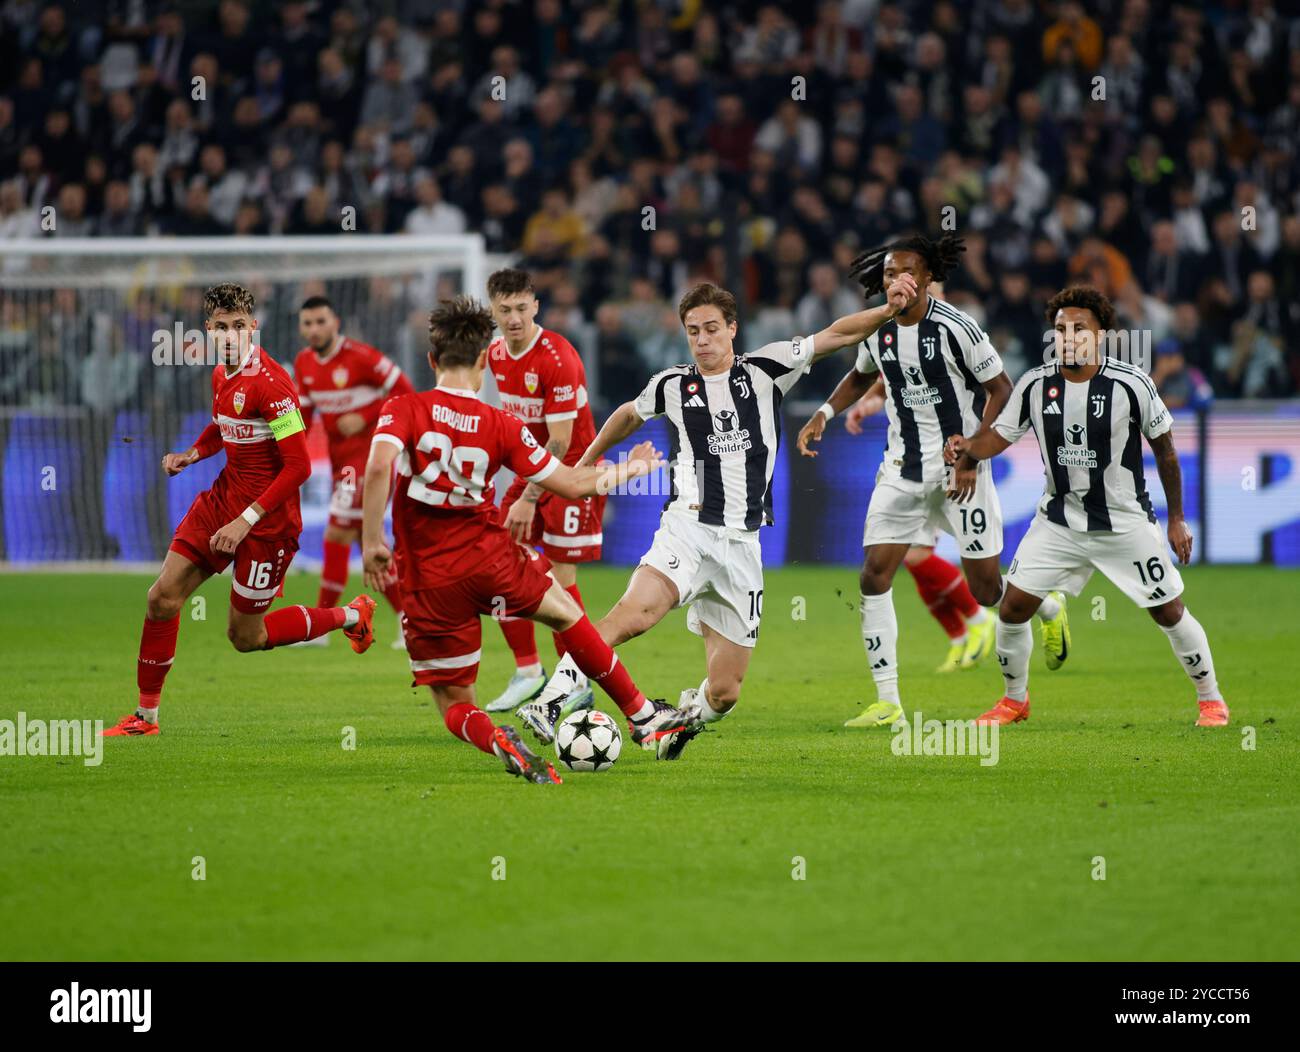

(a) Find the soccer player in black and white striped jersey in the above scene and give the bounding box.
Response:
[516,278,916,758]
[946,285,1229,728]
[799,235,1069,729]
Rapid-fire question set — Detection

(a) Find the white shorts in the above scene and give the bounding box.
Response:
[640,511,764,648]
[1007,517,1185,608]
[862,464,1003,559]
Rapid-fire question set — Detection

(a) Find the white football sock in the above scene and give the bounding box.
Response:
[629,698,655,722]
[516,662,543,679]
[342,606,359,627]
[1159,609,1220,700]
[996,618,1033,701]
[967,607,989,626]
[538,652,581,703]
[1038,593,1061,620]
[861,590,900,704]
[696,678,727,722]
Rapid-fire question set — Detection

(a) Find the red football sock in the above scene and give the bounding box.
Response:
[929,596,969,639]
[444,701,496,754]
[381,578,403,615]
[553,583,584,658]
[318,539,350,608]
[498,617,540,669]
[556,616,645,718]
[908,552,981,618]
[262,605,346,648]
[137,615,180,709]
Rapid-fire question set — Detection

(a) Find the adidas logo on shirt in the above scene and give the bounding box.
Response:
[683,394,706,408]
[1043,401,1062,415]
[1148,587,1167,601]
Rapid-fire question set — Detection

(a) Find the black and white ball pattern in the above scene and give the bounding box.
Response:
[555,709,622,772]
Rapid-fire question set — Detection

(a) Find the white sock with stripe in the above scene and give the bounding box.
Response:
[861,590,900,704]
[1159,610,1220,700]
[1038,593,1061,620]
[996,618,1033,701]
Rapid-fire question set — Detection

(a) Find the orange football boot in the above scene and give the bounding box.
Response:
[1195,700,1230,727]
[102,713,160,736]
[342,595,377,654]
[492,726,562,785]
[976,695,1030,725]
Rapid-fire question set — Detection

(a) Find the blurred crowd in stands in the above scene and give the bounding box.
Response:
[1,0,1298,413]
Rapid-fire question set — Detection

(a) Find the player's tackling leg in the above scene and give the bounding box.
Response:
[107,553,374,737]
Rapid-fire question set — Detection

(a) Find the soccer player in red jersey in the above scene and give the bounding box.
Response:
[294,296,414,647]
[479,268,605,713]
[104,283,376,737]
[360,296,693,783]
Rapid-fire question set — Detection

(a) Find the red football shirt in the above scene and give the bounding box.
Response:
[371,386,560,590]
[208,347,306,539]
[294,337,411,467]
[487,326,596,466]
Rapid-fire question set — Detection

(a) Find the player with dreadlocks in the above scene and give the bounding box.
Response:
[797,234,1070,729]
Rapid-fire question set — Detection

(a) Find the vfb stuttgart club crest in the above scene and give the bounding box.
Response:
[524,371,539,394]
[332,366,348,388]
[232,390,246,415]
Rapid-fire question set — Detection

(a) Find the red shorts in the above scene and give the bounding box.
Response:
[402,540,553,687]
[169,493,298,614]
[501,476,605,563]
[327,456,367,531]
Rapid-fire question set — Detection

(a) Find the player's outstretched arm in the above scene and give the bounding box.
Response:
[809,274,916,360]
[361,440,399,590]
[539,440,665,500]
[507,418,575,543]
[797,366,879,457]
[945,429,1011,465]
[1149,430,1193,564]
[576,400,645,467]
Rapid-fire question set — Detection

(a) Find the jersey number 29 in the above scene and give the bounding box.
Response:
[407,431,490,507]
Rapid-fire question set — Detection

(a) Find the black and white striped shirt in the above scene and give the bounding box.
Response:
[633,336,814,530]
[993,356,1172,532]
[855,297,1004,486]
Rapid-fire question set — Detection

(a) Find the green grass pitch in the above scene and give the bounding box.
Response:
[1,564,1296,961]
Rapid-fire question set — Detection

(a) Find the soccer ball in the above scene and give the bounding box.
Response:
[554,709,622,772]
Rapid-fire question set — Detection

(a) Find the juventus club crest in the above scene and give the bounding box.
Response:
[921,335,937,360]
[524,371,539,394]
[332,366,348,388]
[1091,393,1107,418]
[232,390,246,415]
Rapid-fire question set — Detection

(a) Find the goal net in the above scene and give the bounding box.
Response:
[0,234,486,567]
